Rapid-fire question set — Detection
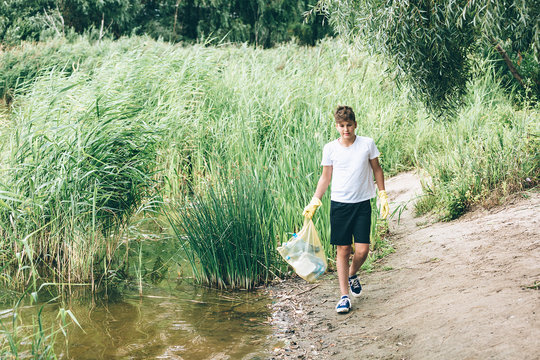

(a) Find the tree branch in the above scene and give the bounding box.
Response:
[43,9,61,37]
[172,0,181,42]
[490,36,525,88]
[99,13,104,40]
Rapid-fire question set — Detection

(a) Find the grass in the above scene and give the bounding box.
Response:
[0,291,78,359]
[0,84,160,289]
[415,67,539,219]
[166,169,280,289]
[0,35,537,295]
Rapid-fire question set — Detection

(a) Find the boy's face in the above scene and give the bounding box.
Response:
[335,120,357,139]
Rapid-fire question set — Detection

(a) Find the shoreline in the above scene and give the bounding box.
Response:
[264,172,539,359]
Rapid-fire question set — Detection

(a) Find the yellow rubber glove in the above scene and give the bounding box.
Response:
[378,190,389,219]
[302,197,322,219]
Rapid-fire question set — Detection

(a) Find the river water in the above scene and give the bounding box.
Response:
[0,104,275,359]
[2,281,273,359]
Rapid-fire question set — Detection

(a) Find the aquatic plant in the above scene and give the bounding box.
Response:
[0,36,536,292]
[0,292,78,359]
[167,169,280,289]
[0,89,159,287]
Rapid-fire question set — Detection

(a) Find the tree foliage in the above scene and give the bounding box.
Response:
[314,0,539,114]
[0,0,56,44]
[59,0,143,37]
[0,0,332,47]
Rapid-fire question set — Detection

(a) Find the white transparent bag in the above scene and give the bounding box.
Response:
[277,218,327,282]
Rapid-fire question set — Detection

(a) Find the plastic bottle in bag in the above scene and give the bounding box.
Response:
[310,255,326,277]
[284,234,306,262]
[293,252,326,278]
[277,218,327,282]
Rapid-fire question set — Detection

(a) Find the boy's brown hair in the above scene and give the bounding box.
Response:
[334,105,356,123]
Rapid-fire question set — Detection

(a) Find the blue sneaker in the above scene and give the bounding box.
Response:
[335,295,351,313]
[348,275,362,297]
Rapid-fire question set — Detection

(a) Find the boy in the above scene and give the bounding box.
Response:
[303,105,389,314]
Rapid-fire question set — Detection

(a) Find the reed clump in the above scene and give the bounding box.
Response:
[0,36,537,292]
[167,169,280,289]
[0,84,159,288]
[415,67,539,219]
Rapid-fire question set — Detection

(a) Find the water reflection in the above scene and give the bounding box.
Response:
[4,283,272,360]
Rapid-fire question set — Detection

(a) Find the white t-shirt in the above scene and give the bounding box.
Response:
[321,136,380,203]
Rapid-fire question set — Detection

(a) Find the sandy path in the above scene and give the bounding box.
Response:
[268,172,539,359]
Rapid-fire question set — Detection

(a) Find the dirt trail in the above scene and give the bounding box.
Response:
[268,171,539,359]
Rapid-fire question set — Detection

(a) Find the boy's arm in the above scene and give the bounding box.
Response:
[314,165,333,199]
[370,157,389,219]
[303,166,332,219]
[369,158,385,191]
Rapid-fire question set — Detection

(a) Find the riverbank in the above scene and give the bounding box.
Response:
[266,172,539,359]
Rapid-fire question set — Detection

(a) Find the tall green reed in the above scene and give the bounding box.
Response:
[0,80,159,288]
[415,64,539,219]
[0,35,536,292]
[166,168,280,289]
[0,291,79,359]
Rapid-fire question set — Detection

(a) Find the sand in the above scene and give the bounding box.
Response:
[267,171,539,359]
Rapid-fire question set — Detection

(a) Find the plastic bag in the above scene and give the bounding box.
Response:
[277,218,327,282]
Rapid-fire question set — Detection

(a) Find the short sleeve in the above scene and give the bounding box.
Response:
[321,143,333,166]
[369,139,380,160]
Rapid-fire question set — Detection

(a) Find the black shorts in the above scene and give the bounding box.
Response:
[330,200,372,246]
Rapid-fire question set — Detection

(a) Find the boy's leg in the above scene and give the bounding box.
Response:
[350,200,371,277]
[349,243,369,276]
[336,245,352,296]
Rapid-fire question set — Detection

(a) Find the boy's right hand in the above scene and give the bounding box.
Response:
[303,197,322,219]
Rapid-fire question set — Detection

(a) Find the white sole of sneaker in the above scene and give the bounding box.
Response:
[336,307,350,313]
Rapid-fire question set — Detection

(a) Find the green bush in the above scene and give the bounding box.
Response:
[417,67,538,220]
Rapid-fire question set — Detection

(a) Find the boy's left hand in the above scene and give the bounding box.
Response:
[378,190,389,219]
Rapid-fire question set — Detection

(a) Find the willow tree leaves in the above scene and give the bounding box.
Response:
[314,0,539,115]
